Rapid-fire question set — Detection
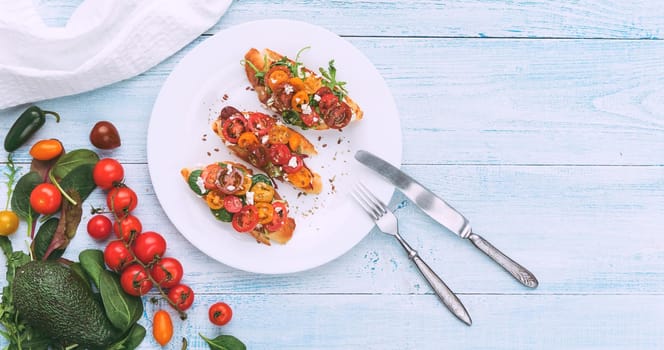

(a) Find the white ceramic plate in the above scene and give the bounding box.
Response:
[147,19,402,274]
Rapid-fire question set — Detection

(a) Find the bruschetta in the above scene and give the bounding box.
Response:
[243,47,363,130]
[181,161,295,245]
[212,106,323,194]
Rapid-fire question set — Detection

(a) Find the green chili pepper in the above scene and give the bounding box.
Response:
[4,106,60,152]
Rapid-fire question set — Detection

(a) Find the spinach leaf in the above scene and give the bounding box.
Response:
[31,217,64,261]
[282,110,307,129]
[99,270,143,332]
[108,323,146,350]
[79,249,106,289]
[30,157,59,182]
[58,163,97,202]
[49,149,99,180]
[10,171,41,235]
[187,170,206,195]
[200,334,246,350]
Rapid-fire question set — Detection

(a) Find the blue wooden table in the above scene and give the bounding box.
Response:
[2,1,664,349]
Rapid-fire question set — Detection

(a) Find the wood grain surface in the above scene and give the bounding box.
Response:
[1,1,663,349]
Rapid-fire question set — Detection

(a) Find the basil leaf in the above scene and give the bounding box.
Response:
[200,334,246,350]
[99,269,143,332]
[187,169,206,195]
[10,171,41,221]
[211,208,232,222]
[50,149,99,180]
[79,249,106,289]
[31,218,64,261]
[282,110,306,129]
[58,163,97,202]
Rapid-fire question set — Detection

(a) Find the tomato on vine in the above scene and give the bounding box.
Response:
[87,214,112,240]
[113,214,142,242]
[120,263,153,296]
[107,186,137,216]
[168,284,194,311]
[104,240,134,272]
[93,158,124,190]
[150,257,183,288]
[132,231,166,264]
[29,183,62,215]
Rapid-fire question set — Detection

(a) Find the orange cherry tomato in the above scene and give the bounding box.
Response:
[288,77,305,91]
[29,139,63,161]
[268,125,291,145]
[237,132,259,149]
[255,202,274,225]
[287,167,313,190]
[205,192,224,210]
[290,90,310,112]
[267,70,289,90]
[152,310,173,346]
[303,75,322,94]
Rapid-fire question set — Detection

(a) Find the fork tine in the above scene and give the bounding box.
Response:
[351,189,380,220]
[356,182,388,214]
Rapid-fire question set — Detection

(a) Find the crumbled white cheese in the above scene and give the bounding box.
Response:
[196,177,206,195]
[226,185,236,192]
[288,156,298,168]
[261,135,269,144]
[313,116,319,123]
[276,120,284,126]
[274,206,283,213]
[226,163,233,173]
[284,84,294,94]
[245,191,254,205]
[313,94,321,102]
[301,103,312,115]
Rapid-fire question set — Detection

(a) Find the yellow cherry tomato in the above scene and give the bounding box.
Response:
[205,192,224,210]
[290,90,310,112]
[152,310,173,346]
[288,77,305,91]
[288,167,313,190]
[29,139,63,161]
[250,182,275,203]
[255,202,275,225]
[0,210,19,236]
[267,70,289,90]
[237,132,259,149]
[304,75,322,94]
[268,125,291,145]
[234,174,253,196]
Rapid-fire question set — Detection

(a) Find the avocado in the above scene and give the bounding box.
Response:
[12,260,121,348]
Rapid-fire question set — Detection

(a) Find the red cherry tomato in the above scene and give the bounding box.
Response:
[231,205,259,233]
[87,214,113,240]
[120,263,153,296]
[168,284,195,311]
[132,231,166,264]
[281,154,303,174]
[247,112,274,137]
[208,302,233,326]
[113,214,142,242]
[104,240,134,272]
[223,195,243,213]
[107,186,138,216]
[29,183,62,215]
[221,116,247,144]
[300,111,319,127]
[93,158,125,190]
[150,257,184,288]
[267,144,292,165]
[265,202,288,231]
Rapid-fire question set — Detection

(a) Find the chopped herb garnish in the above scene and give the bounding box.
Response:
[319,60,348,100]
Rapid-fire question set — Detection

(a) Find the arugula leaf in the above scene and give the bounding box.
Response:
[319,60,348,100]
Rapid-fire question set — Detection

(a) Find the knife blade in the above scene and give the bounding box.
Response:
[355,150,538,288]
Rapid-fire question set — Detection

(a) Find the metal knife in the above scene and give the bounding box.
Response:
[355,150,538,288]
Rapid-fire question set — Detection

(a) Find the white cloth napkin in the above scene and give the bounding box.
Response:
[0,0,232,110]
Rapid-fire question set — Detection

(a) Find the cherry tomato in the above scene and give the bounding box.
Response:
[90,120,121,150]
[113,214,142,242]
[267,125,291,144]
[132,231,166,264]
[168,284,195,311]
[152,310,173,346]
[255,202,274,225]
[250,182,275,203]
[231,205,259,233]
[0,210,19,236]
[223,195,243,213]
[265,202,288,232]
[150,257,184,288]
[107,186,138,216]
[291,90,310,112]
[208,302,233,326]
[104,240,134,272]
[29,183,62,215]
[221,117,247,144]
[87,214,112,240]
[120,263,153,296]
[317,91,339,113]
[247,112,274,136]
[247,144,268,168]
[266,68,289,90]
[268,143,292,165]
[237,132,259,149]
[201,163,222,190]
[281,154,303,174]
[29,139,63,161]
[300,111,319,127]
[93,158,125,190]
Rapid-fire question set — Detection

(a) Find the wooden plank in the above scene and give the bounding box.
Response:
[1,164,661,294]
[137,294,664,349]
[33,0,664,39]
[2,38,663,166]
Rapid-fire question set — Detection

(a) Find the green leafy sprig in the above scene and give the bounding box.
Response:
[319,60,348,100]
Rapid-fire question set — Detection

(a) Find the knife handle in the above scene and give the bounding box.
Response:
[394,234,472,326]
[468,232,539,288]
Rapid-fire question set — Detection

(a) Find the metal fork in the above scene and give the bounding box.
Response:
[352,182,472,326]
